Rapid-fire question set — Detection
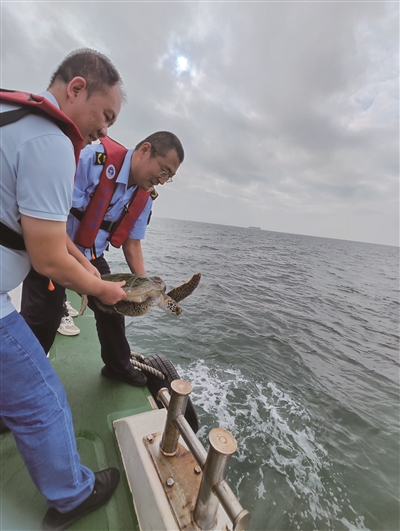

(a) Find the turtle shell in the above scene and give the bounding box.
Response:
[101,273,166,303]
[79,272,201,317]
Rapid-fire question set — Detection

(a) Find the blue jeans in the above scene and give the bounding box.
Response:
[0,311,94,512]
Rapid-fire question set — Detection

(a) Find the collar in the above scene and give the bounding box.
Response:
[39,90,61,109]
[116,148,134,187]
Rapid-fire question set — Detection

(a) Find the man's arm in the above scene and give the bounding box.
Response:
[66,234,101,278]
[21,215,126,304]
[122,238,146,275]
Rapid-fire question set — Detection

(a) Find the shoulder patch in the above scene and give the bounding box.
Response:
[150,188,158,200]
[95,152,107,165]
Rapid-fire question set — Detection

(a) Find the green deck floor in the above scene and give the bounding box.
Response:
[1,291,154,530]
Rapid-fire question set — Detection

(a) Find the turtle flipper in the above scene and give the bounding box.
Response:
[158,295,183,316]
[166,273,201,303]
[79,295,89,316]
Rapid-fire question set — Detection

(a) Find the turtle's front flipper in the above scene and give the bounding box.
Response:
[167,273,201,303]
[158,295,183,316]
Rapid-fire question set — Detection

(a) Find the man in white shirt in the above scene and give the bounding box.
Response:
[0,49,127,530]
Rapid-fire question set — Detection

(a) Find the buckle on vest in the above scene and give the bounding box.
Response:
[107,220,116,233]
[28,93,42,102]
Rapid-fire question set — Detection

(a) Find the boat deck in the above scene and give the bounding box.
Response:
[1,291,154,530]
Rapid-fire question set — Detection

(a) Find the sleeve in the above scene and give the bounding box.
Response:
[17,133,75,221]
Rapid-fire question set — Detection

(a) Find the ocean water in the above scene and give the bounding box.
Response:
[106,218,399,531]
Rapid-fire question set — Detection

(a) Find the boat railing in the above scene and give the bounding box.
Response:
[157,379,250,531]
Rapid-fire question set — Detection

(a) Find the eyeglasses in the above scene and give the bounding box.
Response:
[154,151,173,183]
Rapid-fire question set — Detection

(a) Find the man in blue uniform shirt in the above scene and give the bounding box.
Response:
[21,131,184,386]
[0,49,128,529]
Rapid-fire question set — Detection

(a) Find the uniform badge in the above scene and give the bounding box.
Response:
[106,164,116,179]
[95,152,107,165]
[150,188,158,200]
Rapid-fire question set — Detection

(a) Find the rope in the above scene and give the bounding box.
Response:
[130,351,165,380]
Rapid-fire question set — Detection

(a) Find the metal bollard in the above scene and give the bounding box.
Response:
[193,428,237,530]
[159,380,192,456]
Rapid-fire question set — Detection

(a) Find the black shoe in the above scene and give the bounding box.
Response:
[101,365,147,387]
[42,468,120,530]
[0,417,11,433]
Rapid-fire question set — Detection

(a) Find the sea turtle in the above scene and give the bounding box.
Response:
[80,272,201,317]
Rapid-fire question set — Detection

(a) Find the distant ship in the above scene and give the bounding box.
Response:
[249,226,261,229]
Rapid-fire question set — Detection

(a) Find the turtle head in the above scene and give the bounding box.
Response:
[158,295,183,316]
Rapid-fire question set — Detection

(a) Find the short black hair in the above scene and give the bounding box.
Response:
[135,131,184,163]
[48,48,125,100]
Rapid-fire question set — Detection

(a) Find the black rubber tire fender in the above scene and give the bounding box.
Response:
[143,354,199,434]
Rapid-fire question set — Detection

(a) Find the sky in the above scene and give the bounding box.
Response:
[1,0,399,246]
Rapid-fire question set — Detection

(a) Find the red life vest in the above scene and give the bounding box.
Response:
[73,136,151,250]
[0,89,83,164]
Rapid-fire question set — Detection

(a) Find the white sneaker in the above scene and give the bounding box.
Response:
[65,300,79,318]
[57,315,80,336]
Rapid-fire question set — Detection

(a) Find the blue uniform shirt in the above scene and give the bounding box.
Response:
[67,143,153,260]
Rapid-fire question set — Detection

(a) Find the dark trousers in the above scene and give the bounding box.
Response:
[20,255,132,374]
[20,268,66,354]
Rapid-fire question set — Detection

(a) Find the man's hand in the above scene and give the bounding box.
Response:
[123,238,146,274]
[21,216,126,301]
[96,280,127,305]
[66,234,102,278]
[82,261,102,278]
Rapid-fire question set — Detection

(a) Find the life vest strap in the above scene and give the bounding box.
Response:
[0,108,32,127]
[70,207,118,234]
[0,222,26,251]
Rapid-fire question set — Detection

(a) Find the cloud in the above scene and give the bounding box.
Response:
[1,0,398,245]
